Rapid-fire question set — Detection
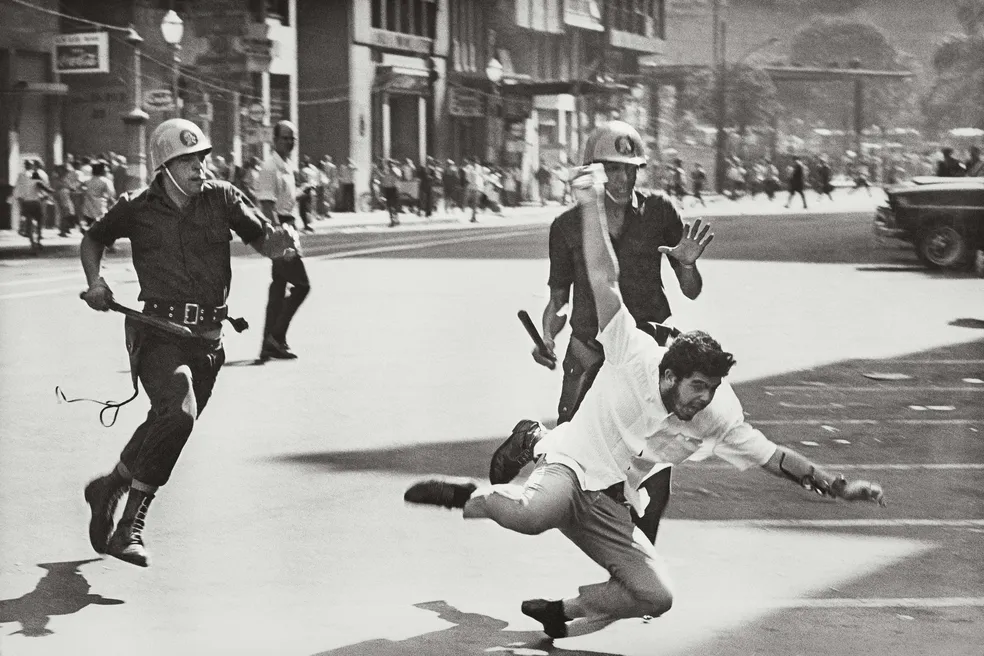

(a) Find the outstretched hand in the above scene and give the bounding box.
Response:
[834,478,887,506]
[657,219,714,266]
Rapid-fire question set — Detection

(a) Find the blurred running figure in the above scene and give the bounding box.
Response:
[404,163,886,640]
[784,156,808,209]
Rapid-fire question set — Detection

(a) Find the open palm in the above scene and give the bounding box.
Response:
[658,219,714,266]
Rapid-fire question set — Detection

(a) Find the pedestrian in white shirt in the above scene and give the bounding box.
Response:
[405,163,886,640]
[256,120,308,362]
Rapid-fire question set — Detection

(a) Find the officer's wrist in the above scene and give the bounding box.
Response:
[88,276,109,291]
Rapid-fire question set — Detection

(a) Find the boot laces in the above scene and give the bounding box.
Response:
[128,498,151,545]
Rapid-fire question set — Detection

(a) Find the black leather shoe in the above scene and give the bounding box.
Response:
[261,335,297,360]
[489,420,543,484]
[404,480,477,509]
[521,598,568,639]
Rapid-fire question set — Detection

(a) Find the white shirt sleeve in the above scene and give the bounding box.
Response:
[705,382,777,469]
[256,159,277,202]
[598,305,663,368]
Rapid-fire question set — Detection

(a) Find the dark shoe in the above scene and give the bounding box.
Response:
[84,472,129,554]
[404,479,477,509]
[522,598,568,639]
[261,335,297,360]
[107,489,154,567]
[489,420,543,484]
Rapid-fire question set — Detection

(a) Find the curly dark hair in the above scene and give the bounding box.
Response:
[658,330,736,380]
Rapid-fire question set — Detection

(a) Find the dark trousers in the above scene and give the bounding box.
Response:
[340,183,355,212]
[263,256,310,343]
[121,331,225,487]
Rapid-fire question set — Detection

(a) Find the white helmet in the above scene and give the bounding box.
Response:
[149,118,211,171]
[582,120,647,167]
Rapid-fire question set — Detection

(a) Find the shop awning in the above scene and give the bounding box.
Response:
[0,81,69,95]
[375,65,430,95]
[499,79,630,96]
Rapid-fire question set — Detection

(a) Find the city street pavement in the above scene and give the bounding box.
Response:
[2,190,983,656]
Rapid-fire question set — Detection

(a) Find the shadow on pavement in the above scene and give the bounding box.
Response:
[950,318,984,330]
[274,437,503,480]
[0,558,123,637]
[310,600,618,656]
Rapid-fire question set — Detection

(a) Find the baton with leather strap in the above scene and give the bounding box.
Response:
[79,292,195,338]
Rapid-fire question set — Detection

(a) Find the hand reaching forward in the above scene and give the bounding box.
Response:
[657,219,714,266]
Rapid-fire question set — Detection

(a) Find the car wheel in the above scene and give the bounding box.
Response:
[917,221,970,269]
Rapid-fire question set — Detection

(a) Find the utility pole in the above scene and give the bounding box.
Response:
[713,0,728,194]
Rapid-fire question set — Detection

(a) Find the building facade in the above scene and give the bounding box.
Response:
[1,0,65,229]
[297,0,449,196]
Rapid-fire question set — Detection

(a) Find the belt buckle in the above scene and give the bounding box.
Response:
[183,303,200,325]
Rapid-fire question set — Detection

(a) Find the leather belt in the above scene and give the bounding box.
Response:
[144,300,228,326]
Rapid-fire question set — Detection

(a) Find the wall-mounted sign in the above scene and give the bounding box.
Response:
[366,28,432,55]
[449,87,483,117]
[143,89,176,112]
[53,32,109,74]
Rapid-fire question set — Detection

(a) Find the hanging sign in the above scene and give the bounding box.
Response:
[53,32,110,74]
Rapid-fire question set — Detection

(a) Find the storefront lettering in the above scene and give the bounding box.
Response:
[368,28,430,54]
[56,47,99,71]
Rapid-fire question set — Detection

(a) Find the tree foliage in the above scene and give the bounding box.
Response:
[779,17,918,131]
[678,63,780,132]
[924,0,984,131]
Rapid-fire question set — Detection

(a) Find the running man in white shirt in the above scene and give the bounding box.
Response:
[404,163,886,640]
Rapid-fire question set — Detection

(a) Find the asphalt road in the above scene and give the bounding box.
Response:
[1,201,982,656]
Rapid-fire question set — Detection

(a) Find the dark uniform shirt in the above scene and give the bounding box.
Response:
[547,189,685,344]
[86,178,267,307]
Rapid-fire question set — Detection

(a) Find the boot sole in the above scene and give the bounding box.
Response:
[83,482,113,555]
[489,420,538,484]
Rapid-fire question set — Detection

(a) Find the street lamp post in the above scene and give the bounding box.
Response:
[122,26,149,186]
[160,10,184,119]
[485,57,504,165]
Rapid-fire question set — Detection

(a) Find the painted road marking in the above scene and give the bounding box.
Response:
[708,519,984,528]
[0,273,82,287]
[0,229,541,301]
[863,360,984,365]
[754,418,979,425]
[688,463,984,471]
[753,597,984,610]
[765,386,984,393]
[310,227,543,260]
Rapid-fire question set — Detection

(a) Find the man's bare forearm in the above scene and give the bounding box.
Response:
[675,263,703,300]
[80,234,106,287]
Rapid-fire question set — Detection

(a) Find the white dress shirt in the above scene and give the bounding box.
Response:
[257,151,297,217]
[535,305,777,513]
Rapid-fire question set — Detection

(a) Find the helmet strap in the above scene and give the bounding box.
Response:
[162,164,191,198]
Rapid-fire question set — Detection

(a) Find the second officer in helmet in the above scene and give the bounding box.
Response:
[489,120,713,543]
[78,118,299,568]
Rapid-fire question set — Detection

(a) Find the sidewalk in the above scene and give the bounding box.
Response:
[0,204,557,258]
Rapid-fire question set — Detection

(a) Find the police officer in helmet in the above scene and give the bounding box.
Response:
[489,120,713,543]
[79,118,298,567]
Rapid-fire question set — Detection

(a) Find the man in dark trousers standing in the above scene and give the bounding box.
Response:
[257,120,309,361]
[784,156,808,209]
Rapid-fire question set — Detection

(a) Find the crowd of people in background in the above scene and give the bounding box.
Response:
[658,143,983,209]
[11,141,981,252]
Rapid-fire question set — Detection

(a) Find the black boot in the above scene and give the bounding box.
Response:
[84,470,129,554]
[107,489,154,567]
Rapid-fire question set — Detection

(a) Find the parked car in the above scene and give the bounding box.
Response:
[873,175,984,270]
